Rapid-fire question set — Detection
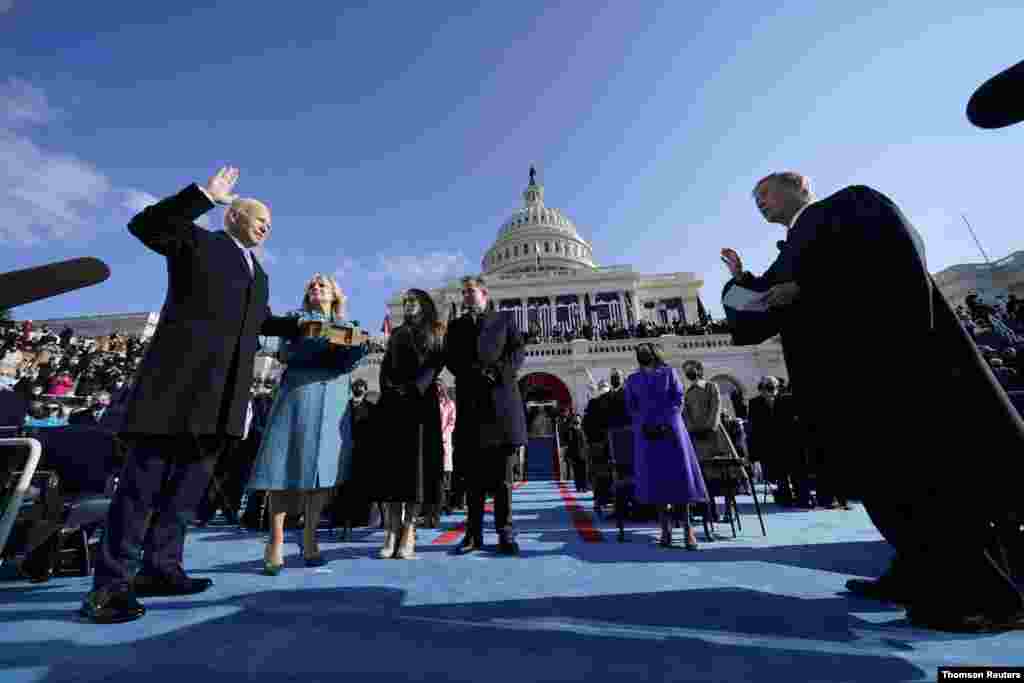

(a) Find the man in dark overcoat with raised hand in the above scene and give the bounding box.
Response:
[445,275,527,555]
[723,171,1024,632]
[80,166,297,623]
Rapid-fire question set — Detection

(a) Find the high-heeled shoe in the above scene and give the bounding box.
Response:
[263,545,284,576]
[684,529,699,551]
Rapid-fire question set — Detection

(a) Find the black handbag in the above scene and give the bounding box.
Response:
[641,424,671,441]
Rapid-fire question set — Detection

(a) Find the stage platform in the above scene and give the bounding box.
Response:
[1,480,1021,682]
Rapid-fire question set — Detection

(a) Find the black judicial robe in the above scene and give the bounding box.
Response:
[728,185,1024,508]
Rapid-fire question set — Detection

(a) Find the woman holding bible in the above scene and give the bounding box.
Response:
[246,273,368,574]
[625,343,708,550]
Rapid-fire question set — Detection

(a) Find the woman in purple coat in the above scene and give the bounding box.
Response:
[625,343,708,549]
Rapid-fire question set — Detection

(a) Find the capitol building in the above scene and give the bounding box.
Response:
[29,169,1024,417]
[352,169,789,415]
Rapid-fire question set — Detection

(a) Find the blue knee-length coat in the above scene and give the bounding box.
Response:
[247,312,369,492]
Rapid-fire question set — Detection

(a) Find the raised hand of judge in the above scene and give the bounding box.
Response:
[720,248,743,278]
[205,166,240,205]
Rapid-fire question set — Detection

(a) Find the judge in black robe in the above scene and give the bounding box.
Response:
[725,174,1024,632]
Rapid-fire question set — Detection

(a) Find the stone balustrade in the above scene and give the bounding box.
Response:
[350,333,777,367]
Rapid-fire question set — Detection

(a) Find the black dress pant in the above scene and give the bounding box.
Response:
[94,434,228,590]
[570,454,588,492]
[465,446,516,539]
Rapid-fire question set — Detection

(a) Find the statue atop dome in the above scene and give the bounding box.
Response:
[529,165,537,186]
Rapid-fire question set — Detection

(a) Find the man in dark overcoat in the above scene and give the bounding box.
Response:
[80,166,296,623]
[444,275,527,555]
[723,171,1024,632]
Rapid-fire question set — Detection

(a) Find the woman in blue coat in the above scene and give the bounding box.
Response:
[247,274,368,574]
[625,343,708,550]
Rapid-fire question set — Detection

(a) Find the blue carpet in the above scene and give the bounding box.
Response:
[1,481,1020,682]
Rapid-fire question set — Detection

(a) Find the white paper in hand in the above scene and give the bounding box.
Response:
[723,284,771,313]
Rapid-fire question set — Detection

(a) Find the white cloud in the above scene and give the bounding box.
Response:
[369,251,471,285]
[0,79,217,246]
[121,189,159,214]
[0,131,112,244]
[0,78,56,129]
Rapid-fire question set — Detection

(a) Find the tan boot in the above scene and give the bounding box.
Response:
[395,523,417,559]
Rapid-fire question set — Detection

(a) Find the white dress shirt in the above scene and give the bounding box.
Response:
[788,201,814,231]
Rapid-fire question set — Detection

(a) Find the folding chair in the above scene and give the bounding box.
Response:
[5,426,121,578]
[0,437,43,562]
[705,424,766,537]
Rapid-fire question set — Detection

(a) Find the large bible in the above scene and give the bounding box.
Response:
[298,319,369,348]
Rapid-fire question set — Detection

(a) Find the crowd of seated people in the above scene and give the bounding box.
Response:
[955,293,1024,390]
[0,320,147,427]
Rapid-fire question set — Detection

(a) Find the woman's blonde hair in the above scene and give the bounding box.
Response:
[302,273,347,319]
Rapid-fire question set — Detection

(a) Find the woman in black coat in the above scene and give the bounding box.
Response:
[367,289,445,560]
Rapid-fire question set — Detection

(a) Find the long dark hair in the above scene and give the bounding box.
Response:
[403,289,445,353]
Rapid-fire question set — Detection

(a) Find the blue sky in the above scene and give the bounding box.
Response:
[2,1,1023,329]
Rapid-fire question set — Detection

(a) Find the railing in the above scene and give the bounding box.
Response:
[494,264,636,282]
[326,334,776,370]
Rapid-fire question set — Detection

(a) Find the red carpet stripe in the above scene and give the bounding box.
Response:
[558,481,604,543]
[432,484,525,544]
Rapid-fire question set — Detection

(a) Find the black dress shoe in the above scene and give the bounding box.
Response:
[79,586,146,624]
[907,605,1024,633]
[133,572,213,597]
[455,535,483,555]
[21,532,61,584]
[845,578,910,604]
[496,534,519,556]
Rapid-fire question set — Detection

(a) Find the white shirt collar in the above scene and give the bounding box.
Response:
[788,201,813,230]
[225,230,254,272]
[226,230,249,254]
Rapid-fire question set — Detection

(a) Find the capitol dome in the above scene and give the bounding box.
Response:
[482,168,596,275]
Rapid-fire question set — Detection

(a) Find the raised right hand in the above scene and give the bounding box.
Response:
[720,248,743,278]
[205,166,240,205]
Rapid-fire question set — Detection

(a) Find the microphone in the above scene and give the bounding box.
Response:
[0,257,111,310]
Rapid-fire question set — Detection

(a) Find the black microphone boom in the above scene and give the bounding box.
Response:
[0,257,111,311]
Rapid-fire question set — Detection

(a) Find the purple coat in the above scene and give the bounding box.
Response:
[625,366,709,505]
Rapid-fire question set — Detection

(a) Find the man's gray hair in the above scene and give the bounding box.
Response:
[753,172,812,199]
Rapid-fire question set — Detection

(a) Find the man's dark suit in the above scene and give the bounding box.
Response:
[738,185,1024,628]
[69,409,103,427]
[746,395,784,478]
[444,310,527,542]
[93,184,295,594]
